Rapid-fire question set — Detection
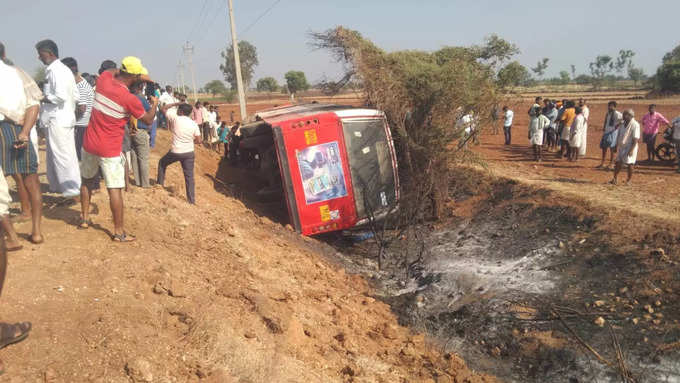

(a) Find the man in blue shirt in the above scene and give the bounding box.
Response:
[130,82,154,188]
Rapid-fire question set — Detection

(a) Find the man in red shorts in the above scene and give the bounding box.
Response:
[79,57,158,242]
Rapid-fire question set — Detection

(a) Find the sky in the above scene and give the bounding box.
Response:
[3,0,679,90]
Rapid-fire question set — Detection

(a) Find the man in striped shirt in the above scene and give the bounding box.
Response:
[61,57,94,162]
[79,57,158,242]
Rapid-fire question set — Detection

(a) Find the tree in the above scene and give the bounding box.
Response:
[589,55,614,88]
[497,61,531,88]
[256,77,279,92]
[570,64,576,80]
[284,71,310,95]
[531,58,549,79]
[219,41,258,89]
[655,43,680,92]
[33,67,46,84]
[559,70,570,84]
[628,67,645,86]
[615,50,635,74]
[311,26,503,224]
[204,80,228,96]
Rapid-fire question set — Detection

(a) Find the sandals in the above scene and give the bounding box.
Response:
[78,218,92,230]
[112,233,137,243]
[6,245,23,252]
[0,322,31,350]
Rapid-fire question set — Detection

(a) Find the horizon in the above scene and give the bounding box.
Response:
[3,0,679,89]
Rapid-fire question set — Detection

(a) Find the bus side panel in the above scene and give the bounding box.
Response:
[280,113,358,235]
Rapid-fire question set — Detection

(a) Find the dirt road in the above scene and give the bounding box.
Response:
[0,130,491,382]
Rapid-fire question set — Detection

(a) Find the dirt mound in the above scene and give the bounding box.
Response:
[0,130,492,382]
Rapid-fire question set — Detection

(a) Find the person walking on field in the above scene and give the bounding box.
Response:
[158,103,201,204]
[641,104,671,162]
[611,109,640,185]
[558,101,576,159]
[528,106,550,162]
[79,56,158,242]
[578,99,589,158]
[598,101,622,170]
[569,106,586,162]
[0,42,44,245]
[35,39,81,198]
[502,106,513,145]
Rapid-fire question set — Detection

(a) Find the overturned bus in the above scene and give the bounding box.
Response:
[238,103,399,236]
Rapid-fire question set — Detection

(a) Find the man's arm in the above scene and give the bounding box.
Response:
[138,96,159,125]
[15,105,39,146]
[161,102,181,114]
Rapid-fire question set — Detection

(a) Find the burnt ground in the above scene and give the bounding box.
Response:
[328,168,680,383]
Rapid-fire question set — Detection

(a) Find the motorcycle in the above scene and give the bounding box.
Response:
[655,127,677,162]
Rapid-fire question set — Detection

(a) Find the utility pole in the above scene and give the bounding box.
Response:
[178,60,186,95]
[227,0,247,120]
[183,41,198,101]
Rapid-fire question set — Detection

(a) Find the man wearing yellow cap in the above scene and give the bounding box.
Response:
[79,56,158,242]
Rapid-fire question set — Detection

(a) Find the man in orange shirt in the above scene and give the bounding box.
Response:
[558,100,576,159]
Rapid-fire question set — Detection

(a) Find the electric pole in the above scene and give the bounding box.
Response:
[228,0,247,120]
[183,41,198,101]
[178,60,186,95]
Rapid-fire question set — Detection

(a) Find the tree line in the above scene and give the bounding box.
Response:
[202,41,310,100]
[498,44,680,92]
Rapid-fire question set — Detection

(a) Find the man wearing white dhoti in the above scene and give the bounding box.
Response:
[579,99,589,157]
[35,39,81,198]
[611,109,640,186]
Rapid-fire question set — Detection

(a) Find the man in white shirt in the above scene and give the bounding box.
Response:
[158,86,176,129]
[611,109,640,186]
[579,98,590,157]
[158,103,201,204]
[35,40,81,198]
[0,42,44,245]
[502,106,514,145]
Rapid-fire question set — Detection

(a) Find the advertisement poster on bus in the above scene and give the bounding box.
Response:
[296,141,348,204]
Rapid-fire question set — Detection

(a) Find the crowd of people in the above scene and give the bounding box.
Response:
[499,96,680,185]
[0,39,246,368]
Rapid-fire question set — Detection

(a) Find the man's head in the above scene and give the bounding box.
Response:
[165,85,173,94]
[194,101,201,108]
[502,106,508,112]
[117,56,148,87]
[623,109,635,122]
[648,104,656,114]
[575,106,583,115]
[203,101,209,107]
[579,98,587,106]
[178,103,193,116]
[98,60,117,75]
[61,57,78,75]
[608,101,617,111]
[535,96,542,104]
[129,81,144,95]
[35,39,59,65]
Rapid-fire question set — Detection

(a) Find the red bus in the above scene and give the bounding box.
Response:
[238,103,399,236]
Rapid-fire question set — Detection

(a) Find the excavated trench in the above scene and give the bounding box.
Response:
[328,176,680,383]
[216,159,680,382]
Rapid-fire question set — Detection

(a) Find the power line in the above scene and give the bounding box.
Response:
[194,0,228,48]
[186,0,212,42]
[239,0,283,36]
